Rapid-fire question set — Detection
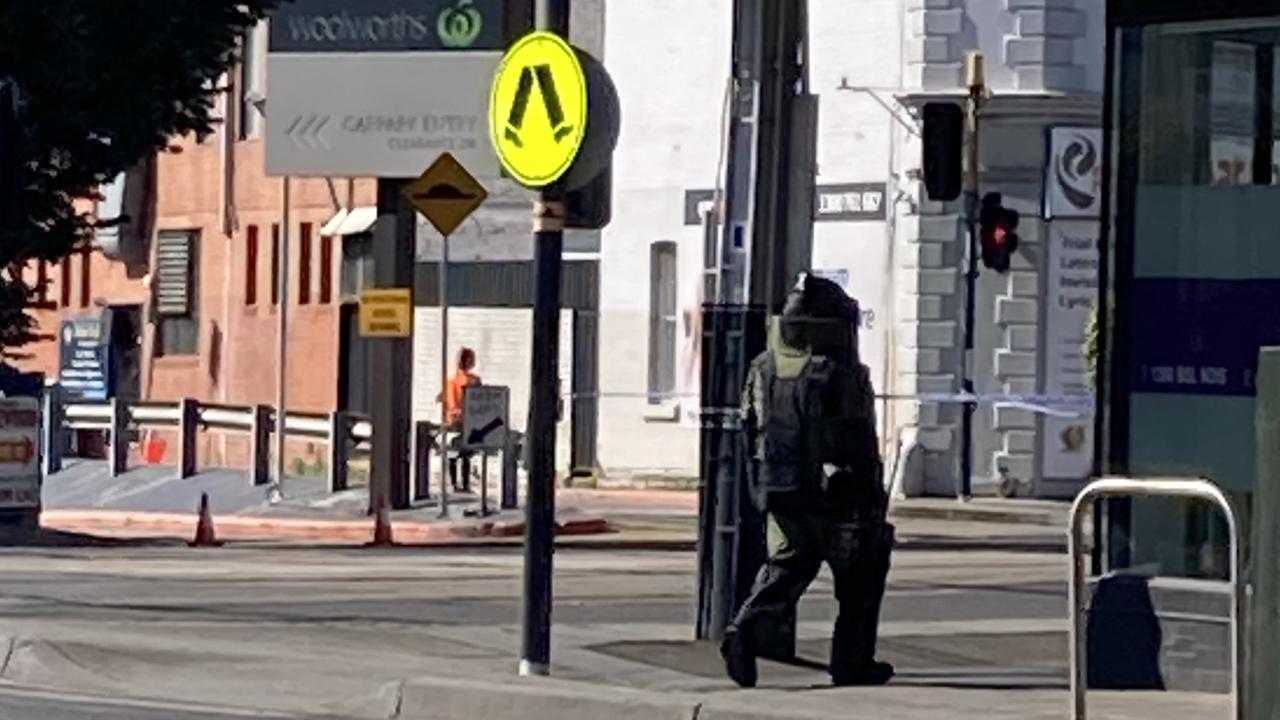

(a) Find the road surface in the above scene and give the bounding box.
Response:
[0,542,1068,717]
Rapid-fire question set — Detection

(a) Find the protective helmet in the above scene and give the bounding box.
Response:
[778,273,861,361]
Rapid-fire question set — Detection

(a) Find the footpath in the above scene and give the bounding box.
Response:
[35,462,1073,551]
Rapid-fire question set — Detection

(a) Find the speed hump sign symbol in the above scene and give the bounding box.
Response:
[489,31,587,188]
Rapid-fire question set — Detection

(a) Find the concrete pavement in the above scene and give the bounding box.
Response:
[39,462,1071,551]
[0,687,325,720]
[0,543,1223,719]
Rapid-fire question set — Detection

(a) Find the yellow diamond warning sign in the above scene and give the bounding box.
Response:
[359,288,412,338]
[488,31,588,188]
[404,152,488,237]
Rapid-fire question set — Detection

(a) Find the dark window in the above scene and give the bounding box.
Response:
[270,223,280,306]
[78,249,90,307]
[647,241,678,403]
[298,222,312,305]
[154,230,199,356]
[245,225,259,305]
[59,256,70,307]
[340,233,375,300]
[35,262,49,307]
[319,234,334,304]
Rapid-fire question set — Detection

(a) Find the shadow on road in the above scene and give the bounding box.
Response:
[0,527,182,549]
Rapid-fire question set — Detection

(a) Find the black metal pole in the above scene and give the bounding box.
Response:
[958,58,984,501]
[369,180,415,514]
[520,0,569,678]
[959,206,978,501]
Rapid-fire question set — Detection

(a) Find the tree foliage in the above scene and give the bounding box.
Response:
[0,0,280,354]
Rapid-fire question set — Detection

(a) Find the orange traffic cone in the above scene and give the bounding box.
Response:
[189,493,223,547]
[369,498,395,547]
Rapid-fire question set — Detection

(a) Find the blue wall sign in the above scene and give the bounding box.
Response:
[58,318,111,402]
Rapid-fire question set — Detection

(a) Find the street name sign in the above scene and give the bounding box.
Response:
[403,152,488,237]
[359,288,413,338]
[489,31,588,187]
[462,384,510,451]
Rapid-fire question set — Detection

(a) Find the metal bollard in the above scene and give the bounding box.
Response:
[413,421,434,502]
[501,430,521,510]
[327,411,350,494]
[178,399,199,479]
[108,398,129,477]
[250,404,272,486]
[41,384,63,476]
[1068,477,1242,720]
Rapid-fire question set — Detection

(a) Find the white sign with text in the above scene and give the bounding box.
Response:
[266,53,501,178]
[1042,221,1100,482]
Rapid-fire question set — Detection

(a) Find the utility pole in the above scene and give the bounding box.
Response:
[519,0,570,678]
[958,51,986,502]
[701,0,815,645]
[271,177,290,503]
[369,179,415,514]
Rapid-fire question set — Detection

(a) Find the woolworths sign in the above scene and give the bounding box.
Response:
[269,0,506,52]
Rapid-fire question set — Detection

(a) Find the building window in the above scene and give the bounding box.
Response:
[647,241,678,404]
[245,225,259,305]
[34,262,49,307]
[319,234,334,304]
[154,230,199,357]
[78,249,91,308]
[270,223,280,306]
[237,24,265,141]
[340,233,375,300]
[59,256,71,308]
[298,222,312,305]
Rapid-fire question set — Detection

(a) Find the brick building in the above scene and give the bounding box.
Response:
[18,28,378,467]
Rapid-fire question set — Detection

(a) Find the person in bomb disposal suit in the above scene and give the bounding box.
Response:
[721,273,895,688]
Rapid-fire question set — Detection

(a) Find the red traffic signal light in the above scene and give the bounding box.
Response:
[979,192,1019,273]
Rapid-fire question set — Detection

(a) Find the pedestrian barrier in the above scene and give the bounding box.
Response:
[1067,477,1243,720]
[51,392,372,492]
[48,388,519,514]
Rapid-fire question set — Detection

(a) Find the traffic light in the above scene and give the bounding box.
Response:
[979,192,1019,273]
[921,102,962,202]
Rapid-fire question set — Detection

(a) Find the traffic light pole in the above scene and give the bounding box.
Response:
[958,53,985,502]
[519,0,570,679]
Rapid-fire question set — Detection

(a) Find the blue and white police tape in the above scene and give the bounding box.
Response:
[569,390,1095,419]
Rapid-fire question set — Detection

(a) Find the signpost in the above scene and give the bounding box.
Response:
[404,152,487,514]
[489,31,588,188]
[266,0,508,179]
[462,385,509,451]
[266,0,525,512]
[463,384,508,518]
[488,12,618,678]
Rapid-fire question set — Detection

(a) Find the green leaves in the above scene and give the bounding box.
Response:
[0,0,279,353]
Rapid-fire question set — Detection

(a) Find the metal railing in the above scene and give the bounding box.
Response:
[49,393,373,493]
[47,391,519,511]
[1068,477,1243,720]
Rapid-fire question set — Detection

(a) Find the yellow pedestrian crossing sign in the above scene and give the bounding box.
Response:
[489,31,588,188]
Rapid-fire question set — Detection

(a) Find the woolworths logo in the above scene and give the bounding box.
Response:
[436,0,483,48]
[279,1,490,49]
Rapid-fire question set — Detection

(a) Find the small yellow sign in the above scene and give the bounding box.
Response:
[404,152,488,237]
[359,288,412,338]
[488,31,588,188]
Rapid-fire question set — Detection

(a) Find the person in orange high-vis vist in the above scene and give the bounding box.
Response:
[439,347,481,492]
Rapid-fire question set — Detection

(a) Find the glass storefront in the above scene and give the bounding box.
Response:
[1108,12,1280,578]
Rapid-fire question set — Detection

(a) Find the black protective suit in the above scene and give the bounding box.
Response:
[722,275,894,687]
